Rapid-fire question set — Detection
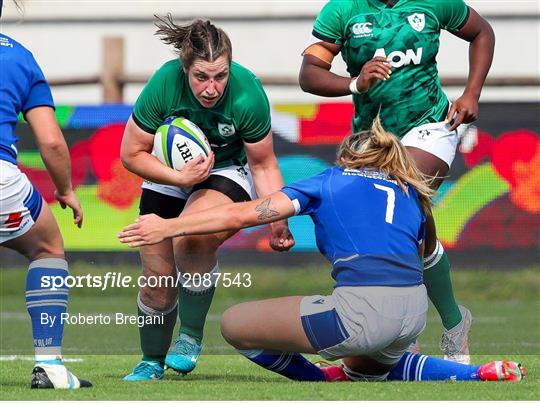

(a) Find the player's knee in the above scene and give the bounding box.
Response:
[26,241,65,261]
[139,287,176,312]
[220,306,249,349]
[220,307,237,345]
[176,234,221,254]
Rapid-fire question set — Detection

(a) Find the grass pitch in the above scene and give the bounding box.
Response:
[2,354,538,400]
[1,263,538,400]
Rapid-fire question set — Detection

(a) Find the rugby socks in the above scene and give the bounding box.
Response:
[387,352,481,381]
[423,240,463,330]
[137,294,178,363]
[177,264,219,344]
[25,258,69,363]
[238,350,326,382]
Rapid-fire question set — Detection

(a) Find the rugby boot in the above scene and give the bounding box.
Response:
[478,361,525,382]
[165,333,201,375]
[31,362,92,389]
[314,361,350,382]
[123,360,164,381]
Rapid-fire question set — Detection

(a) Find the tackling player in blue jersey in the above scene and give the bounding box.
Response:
[0,1,91,389]
[119,117,524,383]
[299,0,496,364]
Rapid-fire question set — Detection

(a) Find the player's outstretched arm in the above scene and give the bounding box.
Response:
[446,6,495,131]
[118,191,295,248]
[26,106,83,227]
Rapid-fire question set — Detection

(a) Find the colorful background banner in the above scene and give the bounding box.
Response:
[11,102,540,263]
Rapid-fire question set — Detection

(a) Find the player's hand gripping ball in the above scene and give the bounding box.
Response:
[153,116,211,170]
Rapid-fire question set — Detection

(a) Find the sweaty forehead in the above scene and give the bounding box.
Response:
[191,56,230,74]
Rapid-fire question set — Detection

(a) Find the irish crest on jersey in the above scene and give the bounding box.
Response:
[407,13,425,32]
[218,122,236,137]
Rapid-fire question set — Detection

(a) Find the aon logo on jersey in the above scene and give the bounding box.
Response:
[373,47,423,68]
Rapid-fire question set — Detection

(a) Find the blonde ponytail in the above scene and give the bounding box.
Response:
[337,116,435,214]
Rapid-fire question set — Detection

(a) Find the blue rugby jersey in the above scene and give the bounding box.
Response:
[0,34,54,165]
[281,166,426,287]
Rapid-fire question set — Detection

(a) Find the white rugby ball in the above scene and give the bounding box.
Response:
[153,116,211,170]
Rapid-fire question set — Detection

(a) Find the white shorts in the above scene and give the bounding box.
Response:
[141,163,256,202]
[0,160,43,243]
[401,121,459,168]
[300,285,428,364]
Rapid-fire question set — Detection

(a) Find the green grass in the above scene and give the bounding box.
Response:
[1,264,539,400]
[1,354,537,400]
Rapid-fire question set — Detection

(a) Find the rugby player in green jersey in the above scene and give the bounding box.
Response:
[299,0,495,364]
[120,16,294,381]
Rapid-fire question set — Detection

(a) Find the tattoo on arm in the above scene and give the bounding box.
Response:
[255,198,280,221]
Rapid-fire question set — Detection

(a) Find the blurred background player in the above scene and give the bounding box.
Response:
[119,117,524,383]
[120,16,294,381]
[298,0,495,364]
[0,0,91,389]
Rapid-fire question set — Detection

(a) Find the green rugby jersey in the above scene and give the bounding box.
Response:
[133,59,271,169]
[313,0,470,138]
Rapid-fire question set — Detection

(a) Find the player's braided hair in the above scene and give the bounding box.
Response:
[337,115,435,214]
[154,14,232,68]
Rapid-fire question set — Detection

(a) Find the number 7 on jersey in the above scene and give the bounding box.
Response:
[374,184,395,224]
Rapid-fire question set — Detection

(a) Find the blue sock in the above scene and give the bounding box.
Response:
[25,258,69,363]
[238,350,325,381]
[387,352,481,381]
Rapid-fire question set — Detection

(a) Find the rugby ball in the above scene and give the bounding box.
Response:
[153,116,211,170]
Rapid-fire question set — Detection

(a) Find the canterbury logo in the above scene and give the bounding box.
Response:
[352,22,373,37]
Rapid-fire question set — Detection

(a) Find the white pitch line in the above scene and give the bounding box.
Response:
[0,355,83,362]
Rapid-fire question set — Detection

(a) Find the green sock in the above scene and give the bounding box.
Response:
[138,297,178,363]
[423,243,462,330]
[178,285,215,344]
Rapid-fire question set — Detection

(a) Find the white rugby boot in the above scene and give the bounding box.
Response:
[441,305,473,364]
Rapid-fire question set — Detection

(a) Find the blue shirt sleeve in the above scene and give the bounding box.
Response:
[22,53,54,114]
[280,170,327,216]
